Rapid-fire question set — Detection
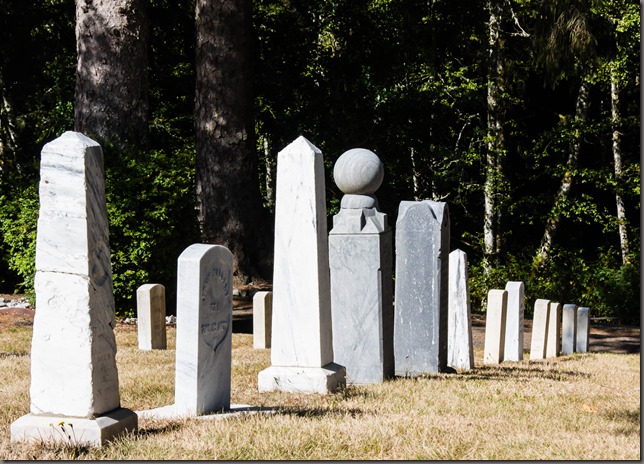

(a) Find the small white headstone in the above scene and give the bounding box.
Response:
[447,249,474,370]
[483,289,507,364]
[253,291,272,349]
[575,307,590,353]
[546,302,562,358]
[530,299,550,360]
[503,281,524,361]
[561,304,577,355]
[137,283,167,350]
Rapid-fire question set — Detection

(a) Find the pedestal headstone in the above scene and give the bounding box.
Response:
[329,148,393,385]
[11,132,136,447]
[137,284,167,350]
[258,137,345,393]
[253,291,272,349]
[394,200,450,376]
[546,302,562,358]
[503,281,524,361]
[530,299,550,360]
[575,307,590,353]
[447,249,474,370]
[483,289,508,364]
[561,304,577,355]
[175,244,233,415]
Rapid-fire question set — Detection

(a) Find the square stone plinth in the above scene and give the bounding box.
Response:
[11,408,137,447]
[258,363,346,394]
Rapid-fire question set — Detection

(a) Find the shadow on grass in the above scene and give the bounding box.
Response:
[457,364,592,382]
[276,405,364,418]
[0,351,29,358]
[136,419,184,438]
[602,407,641,436]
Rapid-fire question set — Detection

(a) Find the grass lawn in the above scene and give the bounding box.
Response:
[0,324,640,460]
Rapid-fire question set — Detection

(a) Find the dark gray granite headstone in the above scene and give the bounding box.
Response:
[394,200,450,375]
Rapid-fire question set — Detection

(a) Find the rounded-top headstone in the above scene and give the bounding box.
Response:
[333,148,384,195]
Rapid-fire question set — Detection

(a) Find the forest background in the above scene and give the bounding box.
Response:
[0,0,640,323]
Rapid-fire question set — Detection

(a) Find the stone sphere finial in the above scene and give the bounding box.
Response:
[333,148,384,195]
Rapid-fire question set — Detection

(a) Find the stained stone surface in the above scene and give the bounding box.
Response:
[394,200,450,375]
[137,284,167,350]
[332,148,384,195]
[258,136,345,393]
[483,289,507,365]
[253,291,272,349]
[546,302,562,358]
[447,249,474,370]
[11,132,135,447]
[530,299,551,360]
[503,281,525,361]
[561,304,577,355]
[175,244,233,415]
[576,307,590,353]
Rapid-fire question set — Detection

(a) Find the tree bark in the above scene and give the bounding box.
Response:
[0,69,18,174]
[610,66,630,264]
[74,0,148,147]
[195,0,271,284]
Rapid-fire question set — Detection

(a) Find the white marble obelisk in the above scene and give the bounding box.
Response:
[447,249,474,370]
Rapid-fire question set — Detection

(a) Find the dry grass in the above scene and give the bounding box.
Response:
[0,324,639,460]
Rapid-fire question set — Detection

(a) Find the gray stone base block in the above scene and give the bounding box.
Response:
[10,407,137,447]
[136,403,275,421]
[258,363,346,394]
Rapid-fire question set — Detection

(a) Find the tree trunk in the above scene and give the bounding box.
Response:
[0,70,18,175]
[610,67,630,264]
[74,0,148,147]
[195,0,271,285]
[533,78,590,272]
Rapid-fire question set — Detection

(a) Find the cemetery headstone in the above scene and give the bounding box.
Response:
[258,136,345,393]
[329,148,394,384]
[561,304,577,355]
[394,200,450,376]
[483,289,508,364]
[503,281,524,361]
[11,132,136,447]
[546,302,562,358]
[447,249,474,370]
[530,299,551,360]
[175,243,233,415]
[576,307,590,353]
[253,291,272,349]
[137,283,167,350]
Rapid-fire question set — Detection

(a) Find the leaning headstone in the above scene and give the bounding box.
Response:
[175,244,233,415]
[576,307,590,353]
[503,281,524,361]
[394,200,450,376]
[11,132,137,447]
[258,136,345,393]
[561,304,577,355]
[546,302,562,358]
[329,148,393,385]
[529,299,551,360]
[483,289,508,364]
[137,283,167,350]
[447,249,474,370]
[253,291,272,349]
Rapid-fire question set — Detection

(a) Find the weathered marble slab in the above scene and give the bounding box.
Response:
[447,249,474,370]
[503,281,524,361]
[253,291,272,349]
[576,307,590,353]
[483,289,507,364]
[530,299,551,360]
[546,302,562,358]
[175,244,233,415]
[394,200,450,375]
[561,304,577,355]
[137,284,167,350]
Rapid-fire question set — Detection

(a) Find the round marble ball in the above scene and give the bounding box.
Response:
[333,148,384,195]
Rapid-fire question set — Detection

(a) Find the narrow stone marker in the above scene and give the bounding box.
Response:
[483,289,508,364]
[329,148,393,385]
[576,307,591,353]
[503,281,525,361]
[394,200,450,376]
[11,132,136,447]
[258,136,345,394]
[253,291,272,349]
[530,299,551,360]
[137,283,167,350]
[175,244,233,415]
[561,304,577,355]
[546,302,562,358]
[447,249,474,370]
